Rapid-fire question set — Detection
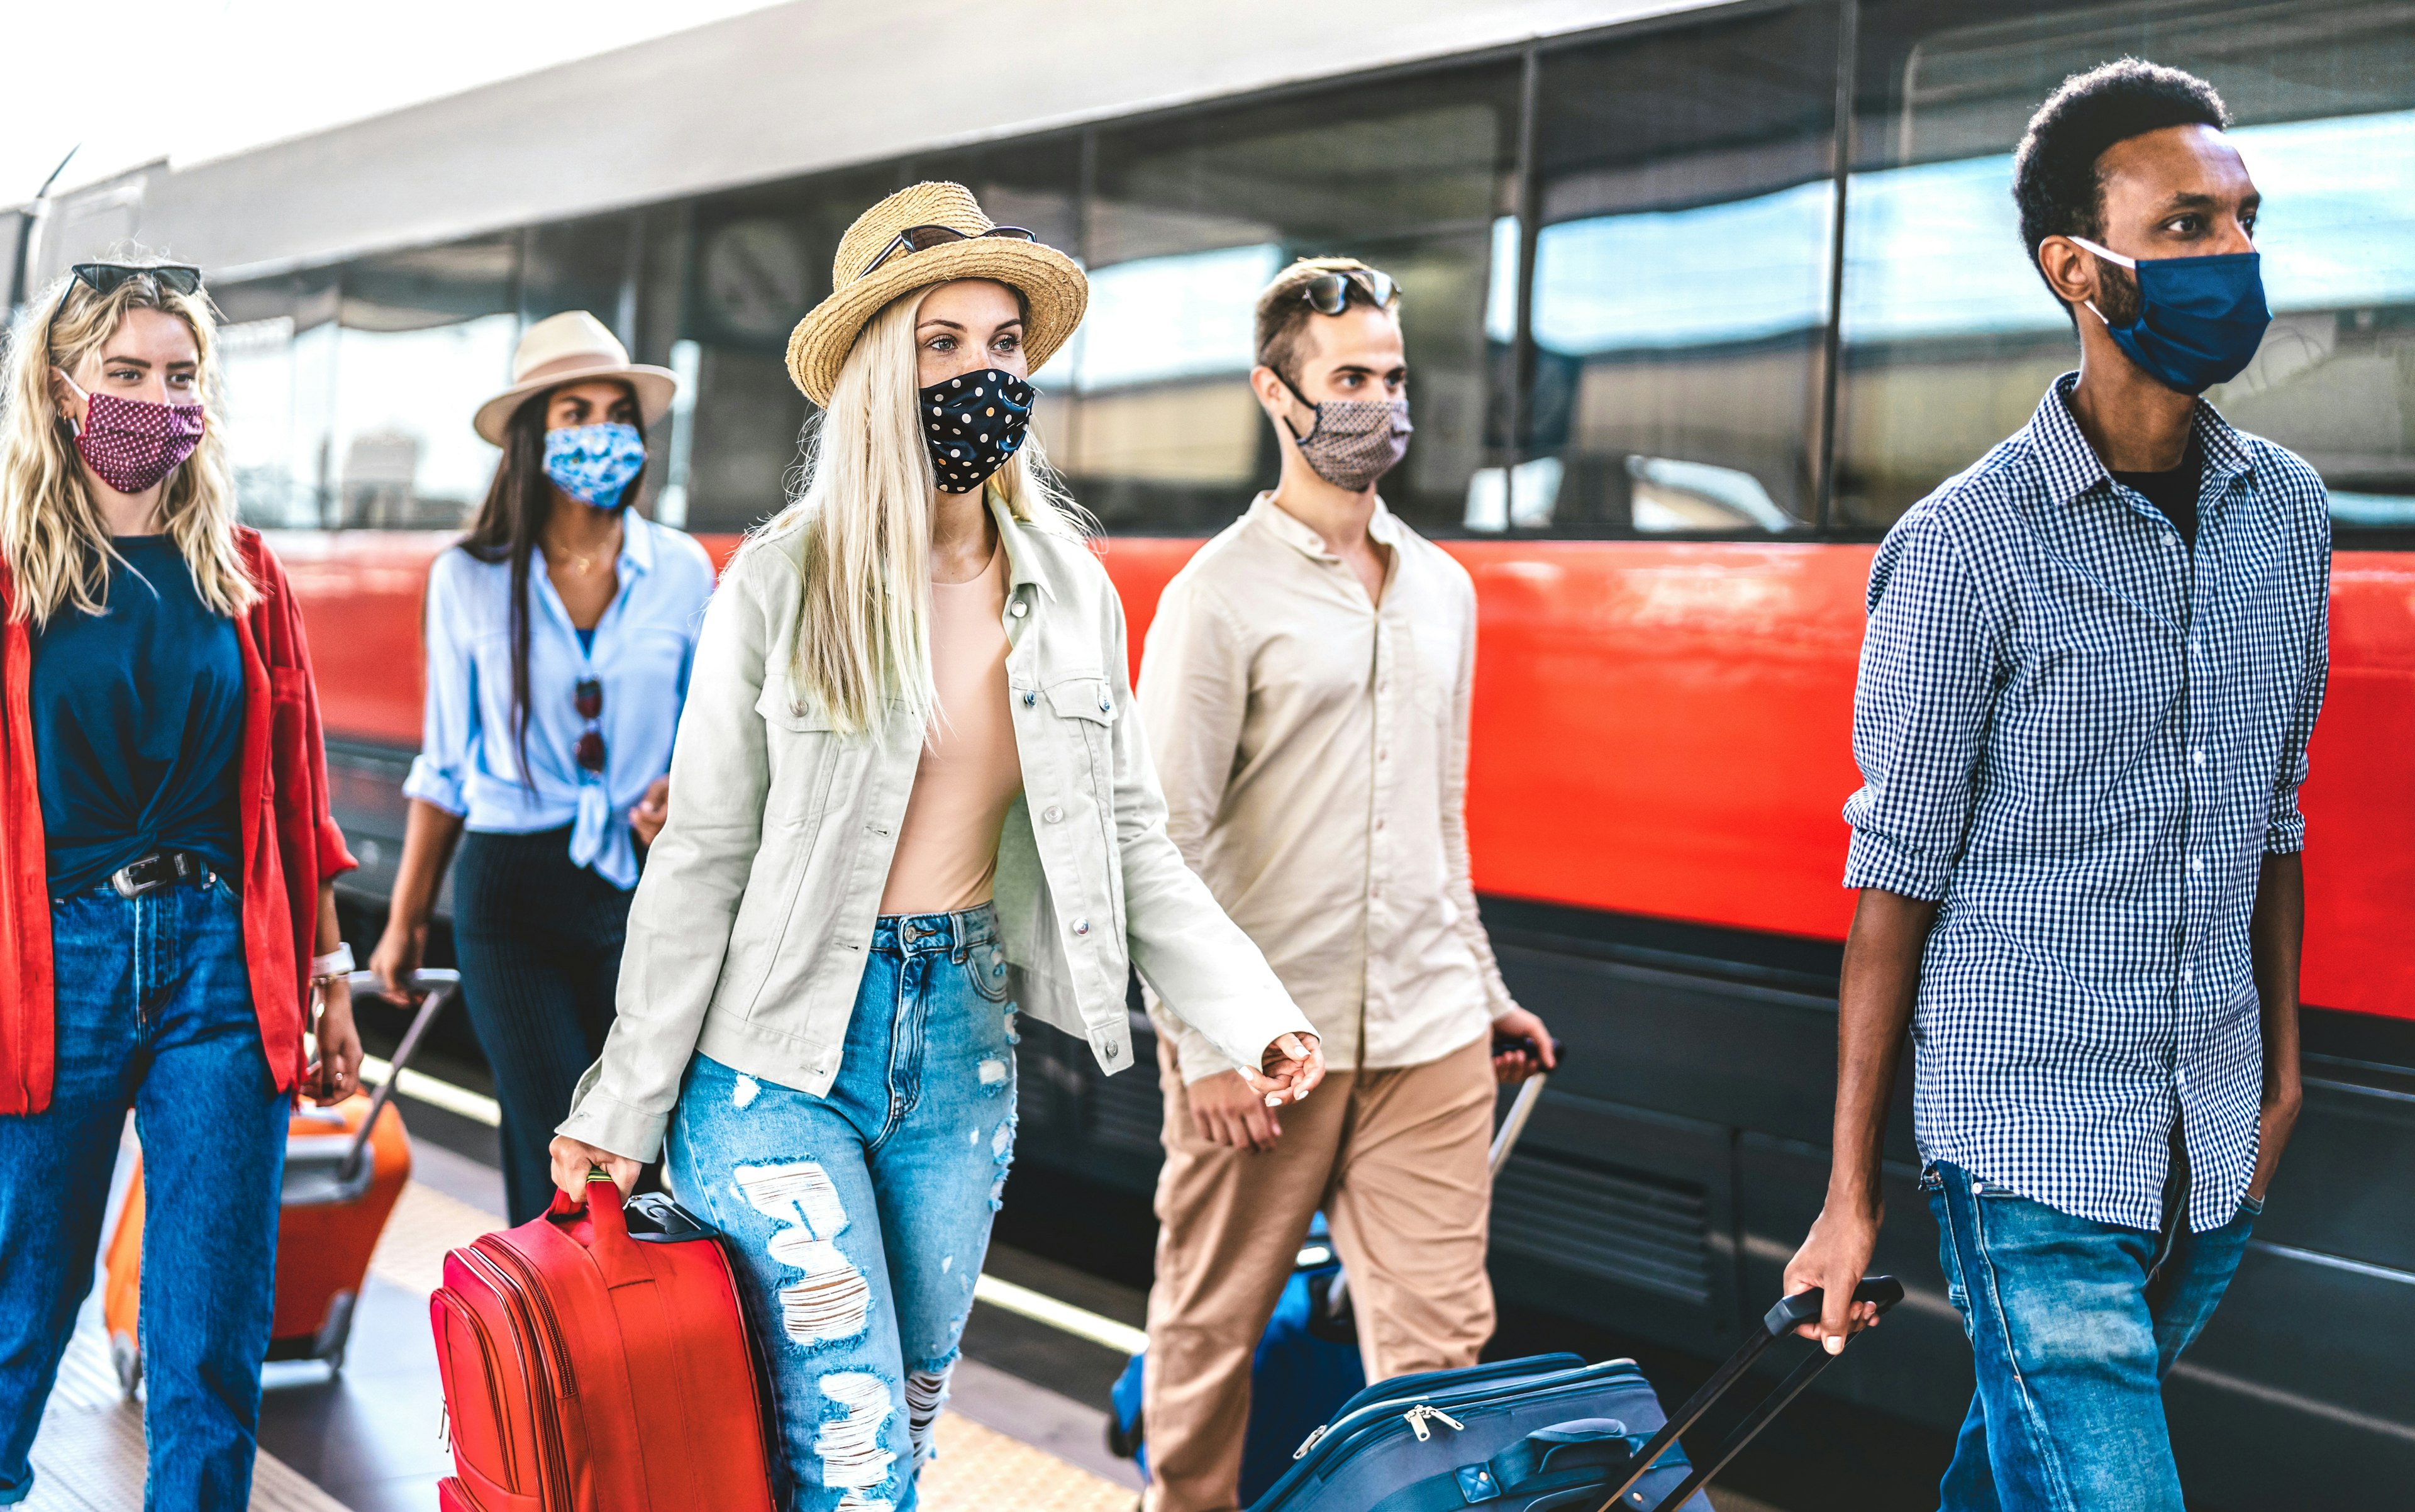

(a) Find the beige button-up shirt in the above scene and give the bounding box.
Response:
[1137,494,1519,1079]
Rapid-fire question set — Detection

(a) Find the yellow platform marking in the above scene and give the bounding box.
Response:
[920,1412,1135,1511]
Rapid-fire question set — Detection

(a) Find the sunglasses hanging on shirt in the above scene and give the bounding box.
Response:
[574,677,606,776]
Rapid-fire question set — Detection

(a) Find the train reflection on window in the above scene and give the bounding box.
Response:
[1840,0,2415,531]
[203,0,2415,544]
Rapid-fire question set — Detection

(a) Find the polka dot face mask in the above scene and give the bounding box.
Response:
[61,382,206,496]
[921,369,1035,494]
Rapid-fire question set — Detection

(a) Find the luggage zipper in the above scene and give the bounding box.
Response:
[433,1286,516,1491]
[1291,1357,1592,1461]
[459,1243,576,1512]
[1297,1363,1647,1480]
[1401,1404,1464,1442]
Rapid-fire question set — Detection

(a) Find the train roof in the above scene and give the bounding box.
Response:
[14,0,1684,288]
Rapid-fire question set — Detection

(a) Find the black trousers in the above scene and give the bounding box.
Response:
[452,828,633,1224]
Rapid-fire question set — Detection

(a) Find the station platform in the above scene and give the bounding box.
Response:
[26,1123,1141,1511]
[26,1102,1780,1512]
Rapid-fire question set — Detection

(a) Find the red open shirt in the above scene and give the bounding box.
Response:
[0,530,356,1113]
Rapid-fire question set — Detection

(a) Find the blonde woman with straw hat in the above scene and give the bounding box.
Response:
[369,310,713,1226]
[548,182,1323,1508]
[0,262,358,1508]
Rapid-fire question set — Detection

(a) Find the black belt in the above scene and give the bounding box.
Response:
[108,850,216,900]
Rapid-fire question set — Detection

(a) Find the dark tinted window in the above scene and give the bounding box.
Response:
[679,167,896,535]
[1079,65,1521,534]
[1838,0,2415,536]
[523,213,638,333]
[328,237,518,530]
[1513,5,1842,537]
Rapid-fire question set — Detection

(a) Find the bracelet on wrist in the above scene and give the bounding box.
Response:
[309,942,355,983]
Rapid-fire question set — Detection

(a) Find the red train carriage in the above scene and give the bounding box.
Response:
[19,0,2412,1503]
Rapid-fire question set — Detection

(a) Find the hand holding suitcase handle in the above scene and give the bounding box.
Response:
[1594,1277,1903,1512]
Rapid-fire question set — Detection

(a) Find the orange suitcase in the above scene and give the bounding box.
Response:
[103,969,458,1393]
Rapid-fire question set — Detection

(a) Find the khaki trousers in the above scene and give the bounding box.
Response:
[1140,1034,1497,1512]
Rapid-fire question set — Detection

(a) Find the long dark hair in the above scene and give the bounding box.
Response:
[460,385,647,784]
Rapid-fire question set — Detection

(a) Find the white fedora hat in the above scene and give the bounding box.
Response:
[473,311,679,445]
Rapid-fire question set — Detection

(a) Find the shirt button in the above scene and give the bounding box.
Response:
[2190,857,2204,873]
[1099,698,1111,713]
[1010,600,1028,618]
[1043,804,1063,823]
[2192,750,2205,765]
[1023,690,1037,707]
[1072,918,1090,937]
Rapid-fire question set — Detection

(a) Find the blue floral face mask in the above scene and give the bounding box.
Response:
[543,421,648,508]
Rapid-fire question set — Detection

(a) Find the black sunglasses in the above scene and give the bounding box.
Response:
[1298,267,1399,316]
[48,262,206,356]
[574,677,606,775]
[857,224,1038,281]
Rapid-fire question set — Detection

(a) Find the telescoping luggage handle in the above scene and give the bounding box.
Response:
[1592,1276,1906,1512]
[337,968,458,1182]
[1326,1045,1558,1320]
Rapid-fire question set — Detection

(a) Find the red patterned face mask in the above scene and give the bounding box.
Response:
[67,386,206,496]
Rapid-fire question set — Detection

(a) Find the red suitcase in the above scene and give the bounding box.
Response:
[431,1170,779,1511]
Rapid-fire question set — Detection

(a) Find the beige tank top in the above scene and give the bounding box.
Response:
[877,540,1024,914]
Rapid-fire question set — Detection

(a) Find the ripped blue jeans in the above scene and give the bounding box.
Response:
[666,906,1017,1512]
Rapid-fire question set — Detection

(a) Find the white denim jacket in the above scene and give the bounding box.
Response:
[558,494,1310,1161]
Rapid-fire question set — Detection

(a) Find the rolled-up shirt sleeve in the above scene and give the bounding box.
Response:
[1841,514,2000,901]
[2265,516,2331,855]
[401,552,474,817]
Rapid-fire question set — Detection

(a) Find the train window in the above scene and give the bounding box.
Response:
[1512,4,1842,538]
[1082,64,1521,535]
[215,274,327,530]
[328,236,519,531]
[1838,0,2415,541]
[523,213,639,333]
[679,165,895,535]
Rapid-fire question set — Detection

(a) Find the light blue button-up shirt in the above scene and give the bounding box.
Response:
[403,513,717,889]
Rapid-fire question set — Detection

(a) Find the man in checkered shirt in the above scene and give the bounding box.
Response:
[1784,61,2329,1511]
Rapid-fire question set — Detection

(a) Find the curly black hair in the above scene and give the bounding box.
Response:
[2012,59,2231,299]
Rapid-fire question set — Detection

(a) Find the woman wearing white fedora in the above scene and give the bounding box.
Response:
[545,182,1323,1509]
[371,310,716,1223]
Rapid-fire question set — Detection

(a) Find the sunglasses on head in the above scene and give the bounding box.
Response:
[48,262,206,357]
[574,677,606,775]
[1297,267,1399,316]
[857,224,1037,281]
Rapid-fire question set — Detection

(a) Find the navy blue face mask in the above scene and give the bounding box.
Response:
[2070,235,2270,395]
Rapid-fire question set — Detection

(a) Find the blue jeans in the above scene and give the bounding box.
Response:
[667,906,1018,1512]
[1925,1160,2260,1512]
[0,880,287,1510]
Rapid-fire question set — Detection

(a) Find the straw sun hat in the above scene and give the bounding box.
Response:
[785,181,1089,406]
[474,311,680,445]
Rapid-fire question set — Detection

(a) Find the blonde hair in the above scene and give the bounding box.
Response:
[0,269,253,625]
[756,283,1087,737]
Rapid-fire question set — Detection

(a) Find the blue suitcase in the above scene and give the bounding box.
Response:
[1250,1277,1905,1512]
[1111,1059,1557,1503]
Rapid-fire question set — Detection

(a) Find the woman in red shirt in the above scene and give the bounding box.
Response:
[0,264,359,1509]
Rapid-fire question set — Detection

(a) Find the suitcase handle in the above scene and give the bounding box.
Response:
[1592,1276,1904,1512]
[547,1169,652,1286]
[336,968,458,1181]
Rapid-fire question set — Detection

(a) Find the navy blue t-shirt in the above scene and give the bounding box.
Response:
[29,536,245,894]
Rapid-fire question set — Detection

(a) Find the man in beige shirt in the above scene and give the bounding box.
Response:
[1135,257,1554,1512]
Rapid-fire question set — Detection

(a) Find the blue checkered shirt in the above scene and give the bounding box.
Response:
[1842,374,2331,1235]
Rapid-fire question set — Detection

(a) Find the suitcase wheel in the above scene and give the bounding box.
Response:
[109,1331,141,1400]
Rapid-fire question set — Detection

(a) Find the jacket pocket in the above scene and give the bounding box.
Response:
[1044,675,1121,930]
[752,675,840,832]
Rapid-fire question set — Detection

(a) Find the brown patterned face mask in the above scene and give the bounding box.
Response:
[1277,382,1411,492]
